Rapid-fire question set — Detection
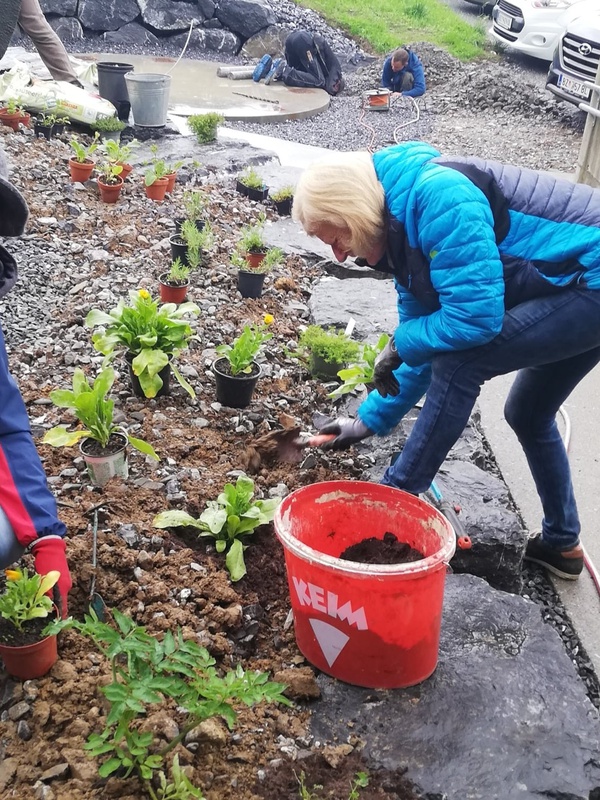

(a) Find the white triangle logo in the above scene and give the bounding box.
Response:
[309,619,350,667]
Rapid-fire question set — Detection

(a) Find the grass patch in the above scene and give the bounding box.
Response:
[297,0,492,60]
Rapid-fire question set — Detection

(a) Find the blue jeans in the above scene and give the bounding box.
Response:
[381,287,600,551]
[0,505,25,567]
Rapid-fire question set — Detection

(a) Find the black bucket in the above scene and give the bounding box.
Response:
[97,62,134,122]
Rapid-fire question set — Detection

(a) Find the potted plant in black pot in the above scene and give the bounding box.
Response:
[52,115,70,137]
[86,289,200,399]
[297,325,361,381]
[170,219,213,268]
[159,257,191,304]
[42,366,159,487]
[33,112,56,140]
[174,188,208,233]
[270,185,294,216]
[0,568,60,680]
[235,245,284,299]
[91,115,127,143]
[212,315,273,408]
[236,166,268,202]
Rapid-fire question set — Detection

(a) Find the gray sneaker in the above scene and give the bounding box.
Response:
[265,58,286,85]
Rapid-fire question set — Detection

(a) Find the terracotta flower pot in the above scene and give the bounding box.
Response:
[145,177,169,202]
[117,162,133,180]
[98,176,124,204]
[159,273,189,304]
[244,251,267,270]
[69,158,95,183]
[0,634,58,680]
[165,171,177,193]
[0,109,26,132]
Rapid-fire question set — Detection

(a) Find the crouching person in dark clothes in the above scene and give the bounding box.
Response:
[264,30,344,96]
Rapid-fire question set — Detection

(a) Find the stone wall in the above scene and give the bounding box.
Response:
[15,0,339,60]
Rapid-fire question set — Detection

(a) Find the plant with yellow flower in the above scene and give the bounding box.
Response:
[0,568,60,632]
[85,289,200,398]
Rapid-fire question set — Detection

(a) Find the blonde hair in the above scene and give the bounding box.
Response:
[292,151,386,255]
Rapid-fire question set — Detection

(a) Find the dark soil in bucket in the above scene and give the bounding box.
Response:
[257,751,420,800]
[0,615,54,647]
[215,360,260,379]
[340,532,425,564]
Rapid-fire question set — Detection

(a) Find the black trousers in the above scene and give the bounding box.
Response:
[282,31,326,89]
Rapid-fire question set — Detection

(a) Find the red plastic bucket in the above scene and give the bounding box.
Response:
[274,481,456,689]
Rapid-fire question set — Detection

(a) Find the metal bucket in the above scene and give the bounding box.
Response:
[124,73,172,127]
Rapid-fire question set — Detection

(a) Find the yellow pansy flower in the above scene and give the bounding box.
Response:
[263,313,274,326]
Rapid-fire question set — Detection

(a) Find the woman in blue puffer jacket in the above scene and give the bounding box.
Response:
[292,141,600,581]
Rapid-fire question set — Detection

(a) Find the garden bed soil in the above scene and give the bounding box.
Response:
[80,434,127,458]
[0,129,425,800]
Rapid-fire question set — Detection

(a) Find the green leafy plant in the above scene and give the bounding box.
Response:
[54,115,70,126]
[153,474,280,581]
[45,608,290,797]
[348,772,370,799]
[261,246,284,271]
[237,216,268,254]
[164,257,191,285]
[101,137,139,165]
[70,132,100,163]
[85,290,200,399]
[0,568,60,632]
[36,112,56,126]
[42,366,158,460]
[294,769,369,800]
[238,166,265,191]
[2,97,23,115]
[97,160,124,185]
[328,334,390,399]
[298,325,361,366]
[187,112,223,144]
[215,316,273,376]
[270,185,294,202]
[181,189,208,222]
[91,115,127,133]
[180,219,214,269]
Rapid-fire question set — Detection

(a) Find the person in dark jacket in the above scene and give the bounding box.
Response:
[292,141,600,582]
[381,47,426,98]
[263,30,344,96]
[0,145,72,615]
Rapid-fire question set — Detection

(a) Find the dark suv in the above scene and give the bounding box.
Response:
[546,13,600,107]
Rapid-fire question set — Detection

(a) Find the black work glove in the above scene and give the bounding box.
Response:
[373,337,402,398]
[317,416,373,451]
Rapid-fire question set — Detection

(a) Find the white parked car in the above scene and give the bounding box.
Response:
[546,11,600,105]
[490,0,600,62]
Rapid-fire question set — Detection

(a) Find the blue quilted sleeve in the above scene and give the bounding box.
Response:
[395,165,505,365]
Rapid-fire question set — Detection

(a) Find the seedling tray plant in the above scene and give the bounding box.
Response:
[270,184,294,216]
[298,325,361,380]
[236,166,268,201]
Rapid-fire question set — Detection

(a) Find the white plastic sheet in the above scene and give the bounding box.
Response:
[0,62,115,124]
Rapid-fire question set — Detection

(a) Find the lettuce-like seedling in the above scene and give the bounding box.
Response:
[153,475,280,581]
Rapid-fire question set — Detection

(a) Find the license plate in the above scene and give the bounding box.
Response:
[496,11,512,29]
[558,73,590,99]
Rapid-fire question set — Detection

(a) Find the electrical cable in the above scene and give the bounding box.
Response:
[165,19,195,75]
[558,404,600,595]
